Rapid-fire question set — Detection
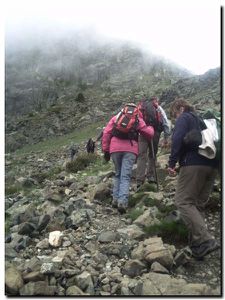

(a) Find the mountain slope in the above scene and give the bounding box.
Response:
[5,32,220,153]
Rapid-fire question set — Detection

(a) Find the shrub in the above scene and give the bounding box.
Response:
[144,220,188,244]
[127,207,145,221]
[128,192,146,207]
[66,153,98,173]
[5,183,22,196]
[76,93,85,102]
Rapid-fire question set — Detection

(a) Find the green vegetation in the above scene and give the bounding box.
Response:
[128,192,146,208]
[5,183,34,196]
[80,157,113,177]
[127,207,145,221]
[14,121,104,156]
[66,153,98,173]
[5,212,11,235]
[144,220,188,243]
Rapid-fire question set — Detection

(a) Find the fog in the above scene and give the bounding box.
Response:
[4,0,221,74]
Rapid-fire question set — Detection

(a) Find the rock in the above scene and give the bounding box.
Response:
[144,243,174,269]
[49,231,63,247]
[18,222,36,235]
[23,271,45,283]
[150,262,169,274]
[37,214,51,232]
[92,182,111,202]
[36,238,49,249]
[122,260,146,278]
[40,263,56,274]
[20,281,56,296]
[97,231,120,243]
[66,285,86,295]
[117,224,145,240]
[133,208,160,227]
[5,266,24,295]
[76,271,95,294]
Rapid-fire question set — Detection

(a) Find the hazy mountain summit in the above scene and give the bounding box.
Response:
[5,30,220,152]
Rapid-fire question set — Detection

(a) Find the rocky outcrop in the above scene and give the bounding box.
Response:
[5,149,221,296]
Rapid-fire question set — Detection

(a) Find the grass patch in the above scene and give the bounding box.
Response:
[78,154,113,177]
[143,197,159,207]
[144,220,188,243]
[128,192,147,208]
[66,153,98,173]
[138,182,158,193]
[13,121,104,156]
[5,184,22,196]
[127,207,145,221]
[5,182,35,196]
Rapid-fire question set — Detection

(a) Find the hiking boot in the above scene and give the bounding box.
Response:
[117,203,127,214]
[111,199,118,208]
[191,239,220,258]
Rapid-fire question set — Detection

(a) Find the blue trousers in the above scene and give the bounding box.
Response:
[111,152,136,205]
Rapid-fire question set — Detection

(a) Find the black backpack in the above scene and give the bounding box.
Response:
[138,99,163,132]
[86,138,95,153]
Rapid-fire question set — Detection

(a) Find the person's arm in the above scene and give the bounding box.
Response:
[101,117,115,152]
[168,114,189,169]
[137,116,154,140]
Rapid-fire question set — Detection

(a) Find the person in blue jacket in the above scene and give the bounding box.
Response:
[168,98,219,259]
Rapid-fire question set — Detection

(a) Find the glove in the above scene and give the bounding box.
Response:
[104,152,110,162]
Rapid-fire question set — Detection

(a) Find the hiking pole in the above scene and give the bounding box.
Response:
[150,138,159,192]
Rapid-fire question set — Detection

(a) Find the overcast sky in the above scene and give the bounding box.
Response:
[2,0,222,74]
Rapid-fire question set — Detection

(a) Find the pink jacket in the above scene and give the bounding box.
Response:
[102,115,154,156]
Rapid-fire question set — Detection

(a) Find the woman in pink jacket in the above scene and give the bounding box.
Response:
[102,104,154,214]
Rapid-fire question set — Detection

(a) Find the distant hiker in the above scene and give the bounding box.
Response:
[102,103,154,214]
[168,98,219,259]
[70,144,79,161]
[86,138,95,153]
[136,96,170,187]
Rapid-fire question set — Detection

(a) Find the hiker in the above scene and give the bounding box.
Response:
[69,144,79,161]
[86,138,95,153]
[102,103,154,214]
[168,98,219,259]
[136,96,170,187]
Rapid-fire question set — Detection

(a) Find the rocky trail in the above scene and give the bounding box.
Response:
[5,146,222,296]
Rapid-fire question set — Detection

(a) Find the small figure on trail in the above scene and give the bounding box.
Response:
[70,143,79,161]
[86,138,95,153]
[167,98,220,259]
[102,102,154,214]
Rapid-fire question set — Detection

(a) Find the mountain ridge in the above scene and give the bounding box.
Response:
[5,32,220,152]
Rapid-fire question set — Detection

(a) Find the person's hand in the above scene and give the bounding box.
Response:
[104,152,110,162]
[167,167,176,177]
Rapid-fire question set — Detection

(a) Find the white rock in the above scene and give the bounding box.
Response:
[49,231,63,247]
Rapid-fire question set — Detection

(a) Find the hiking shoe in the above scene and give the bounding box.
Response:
[117,203,127,214]
[191,239,220,258]
[111,199,118,208]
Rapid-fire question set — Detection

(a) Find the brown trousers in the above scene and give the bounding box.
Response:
[175,165,218,247]
[136,131,161,184]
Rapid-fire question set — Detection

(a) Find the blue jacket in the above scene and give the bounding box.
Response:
[168,112,218,169]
